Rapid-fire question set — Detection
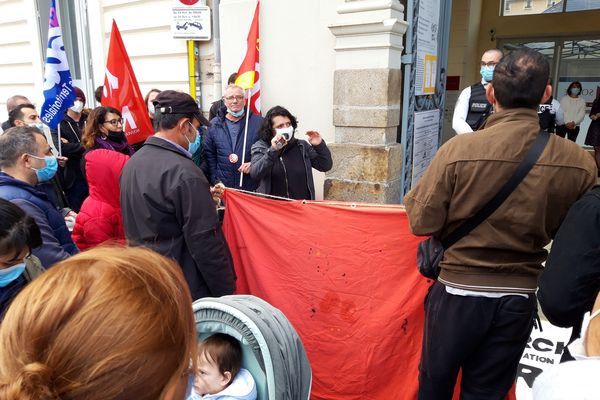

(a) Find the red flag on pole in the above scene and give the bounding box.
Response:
[235,1,260,115]
[101,20,153,145]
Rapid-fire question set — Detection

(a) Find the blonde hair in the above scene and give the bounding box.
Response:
[0,246,197,400]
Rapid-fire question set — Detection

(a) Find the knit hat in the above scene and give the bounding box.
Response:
[73,86,86,104]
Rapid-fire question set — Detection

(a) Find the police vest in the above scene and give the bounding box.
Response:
[466,83,492,131]
[538,96,556,133]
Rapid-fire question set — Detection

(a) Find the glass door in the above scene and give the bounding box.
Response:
[499,37,600,146]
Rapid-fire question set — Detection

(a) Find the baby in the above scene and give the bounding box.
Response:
[188,333,257,400]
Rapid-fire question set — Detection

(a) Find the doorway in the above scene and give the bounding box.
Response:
[498,37,600,146]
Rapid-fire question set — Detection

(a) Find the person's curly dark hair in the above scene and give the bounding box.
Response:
[259,106,298,142]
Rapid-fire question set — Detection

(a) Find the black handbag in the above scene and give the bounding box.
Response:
[416,129,550,280]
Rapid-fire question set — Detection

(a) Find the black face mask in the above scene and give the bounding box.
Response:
[107,131,126,142]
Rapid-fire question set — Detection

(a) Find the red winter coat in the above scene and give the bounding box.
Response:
[72,149,129,250]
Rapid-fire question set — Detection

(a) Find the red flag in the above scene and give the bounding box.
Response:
[222,190,519,399]
[102,20,153,145]
[235,1,260,115]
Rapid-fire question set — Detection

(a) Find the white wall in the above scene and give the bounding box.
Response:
[0,0,46,122]
[219,0,340,199]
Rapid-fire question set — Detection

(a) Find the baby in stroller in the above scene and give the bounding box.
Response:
[189,333,257,400]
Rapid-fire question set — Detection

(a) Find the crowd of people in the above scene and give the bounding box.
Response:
[0,47,598,399]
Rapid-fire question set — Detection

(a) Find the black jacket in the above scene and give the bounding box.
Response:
[250,138,333,200]
[120,136,235,300]
[538,185,600,333]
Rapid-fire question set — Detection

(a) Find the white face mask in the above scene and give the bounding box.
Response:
[275,126,294,140]
[567,308,600,360]
[70,100,84,113]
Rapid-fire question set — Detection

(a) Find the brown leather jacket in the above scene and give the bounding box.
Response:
[404,108,597,292]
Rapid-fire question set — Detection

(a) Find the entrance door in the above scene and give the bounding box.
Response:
[499,37,600,146]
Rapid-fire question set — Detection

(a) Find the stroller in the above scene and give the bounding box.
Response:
[193,295,312,400]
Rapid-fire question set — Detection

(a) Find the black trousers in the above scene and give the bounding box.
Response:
[418,282,537,400]
[556,125,580,142]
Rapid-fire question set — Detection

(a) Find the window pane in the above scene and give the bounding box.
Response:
[565,0,600,11]
[502,0,562,15]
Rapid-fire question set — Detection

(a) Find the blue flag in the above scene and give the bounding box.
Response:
[40,0,76,129]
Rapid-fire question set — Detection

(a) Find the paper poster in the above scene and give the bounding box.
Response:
[412,109,440,186]
[415,0,439,95]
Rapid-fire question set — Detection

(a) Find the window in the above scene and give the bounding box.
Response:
[501,0,600,15]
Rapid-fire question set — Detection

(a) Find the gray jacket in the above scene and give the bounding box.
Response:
[249,138,332,200]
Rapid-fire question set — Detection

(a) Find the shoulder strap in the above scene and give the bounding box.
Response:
[441,129,550,248]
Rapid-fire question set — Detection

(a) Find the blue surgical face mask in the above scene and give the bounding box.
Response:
[28,154,58,183]
[570,87,581,96]
[227,108,245,118]
[480,66,495,83]
[186,122,201,154]
[0,262,26,287]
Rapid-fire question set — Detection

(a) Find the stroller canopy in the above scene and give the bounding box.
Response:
[193,295,312,400]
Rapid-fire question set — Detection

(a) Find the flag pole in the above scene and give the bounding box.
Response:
[239,88,251,187]
[57,124,62,157]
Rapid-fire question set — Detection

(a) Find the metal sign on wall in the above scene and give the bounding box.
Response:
[171,0,211,40]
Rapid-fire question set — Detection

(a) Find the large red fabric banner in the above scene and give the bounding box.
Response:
[223,189,431,399]
[101,20,153,145]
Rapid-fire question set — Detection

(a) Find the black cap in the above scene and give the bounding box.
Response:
[153,90,210,127]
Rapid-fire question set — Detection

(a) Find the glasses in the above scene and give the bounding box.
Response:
[103,118,124,127]
[480,61,498,67]
[224,95,244,102]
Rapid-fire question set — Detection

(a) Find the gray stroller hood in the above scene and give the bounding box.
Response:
[193,295,312,400]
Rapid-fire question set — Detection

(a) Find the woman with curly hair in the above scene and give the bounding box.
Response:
[82,106,134,156]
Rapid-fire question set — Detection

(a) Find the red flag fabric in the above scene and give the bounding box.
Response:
[101,20,153,145]
[235,1,260,115]
[223,190,429,399]
[222,190,518,399]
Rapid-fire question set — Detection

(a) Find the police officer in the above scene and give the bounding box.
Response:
[538,79,564,133]
[452,49,503,134]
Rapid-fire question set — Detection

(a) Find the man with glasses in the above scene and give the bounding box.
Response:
[204,84,263,190]
[120,91,235,301]
[452,49,503,134]
[0,127,78,268]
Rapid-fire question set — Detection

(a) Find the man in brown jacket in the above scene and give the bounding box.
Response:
[404,48,597,400]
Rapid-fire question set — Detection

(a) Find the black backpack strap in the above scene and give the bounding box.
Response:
[441,129,550,248]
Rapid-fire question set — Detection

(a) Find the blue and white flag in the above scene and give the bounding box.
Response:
[40,0,76,129]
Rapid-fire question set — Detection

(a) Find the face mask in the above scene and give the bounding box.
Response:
[275,126,294,140]
[570,87,581,96]
[70,100,84,113]
[185,122,201,154]
[227,108,245,118]
[107,131,126,142]
[480,66,494,83]
[567,308,600,360]
[28,154,58,182]
[0,262,26,287]
[27,122,46,131]
[148,102,155,115]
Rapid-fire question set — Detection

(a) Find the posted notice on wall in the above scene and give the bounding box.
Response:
[411,110,440,187]
[415,0,439,95]
[171,2,211,40]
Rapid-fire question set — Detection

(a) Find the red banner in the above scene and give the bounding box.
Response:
[101,20,153,145]
[223,190,430,399]
[235,1,260,115]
